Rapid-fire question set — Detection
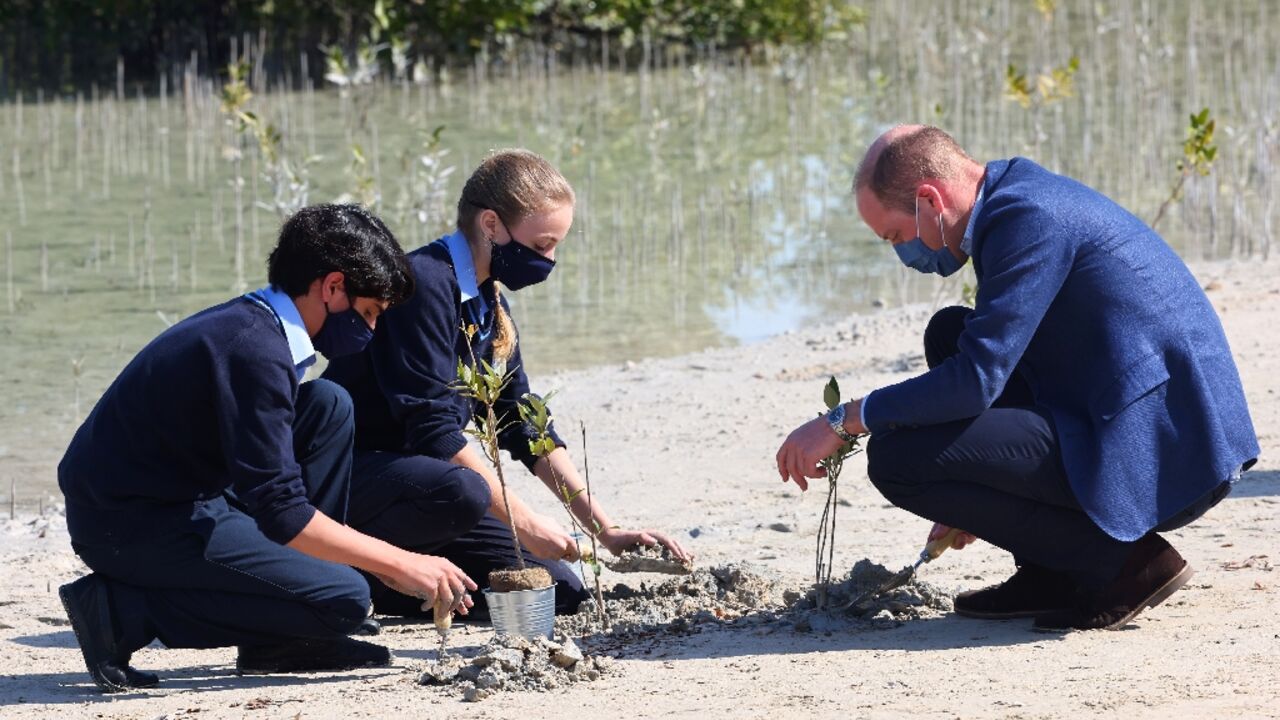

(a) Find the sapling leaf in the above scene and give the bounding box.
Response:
[823,377,841,410]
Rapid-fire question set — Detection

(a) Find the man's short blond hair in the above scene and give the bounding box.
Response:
[854,126,974,214]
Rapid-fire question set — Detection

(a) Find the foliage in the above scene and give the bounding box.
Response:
[221,61,316,220]
[2,1,868,95]
[814,376,864,609]
[1004,56,1079,109]
[519,392,610,628]
[453,324,527,570]
[399,125,457,234]
[343,144,381,210]
[1150,108,1218,231]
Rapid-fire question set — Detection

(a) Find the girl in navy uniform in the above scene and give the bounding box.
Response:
[327,150,689,616]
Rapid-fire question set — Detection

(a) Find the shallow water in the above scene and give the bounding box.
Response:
[0,0,1275,503]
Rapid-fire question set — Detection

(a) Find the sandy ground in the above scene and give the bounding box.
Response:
[2,259,1277,719]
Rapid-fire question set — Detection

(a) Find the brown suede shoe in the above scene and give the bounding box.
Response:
[954,564,1078,619]
[1033,534,1194,632]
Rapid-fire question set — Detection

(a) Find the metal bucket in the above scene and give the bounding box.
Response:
[483,584,555,640]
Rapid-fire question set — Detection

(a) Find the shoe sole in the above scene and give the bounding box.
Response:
[1102,562,1195,631]
[58,584,128,694]
[955,606,1071,620]
[236,654,395,676]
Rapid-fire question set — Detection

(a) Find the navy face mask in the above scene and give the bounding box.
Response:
[893,196,965,277]
[490,233,556,291]
[312,301,374,358]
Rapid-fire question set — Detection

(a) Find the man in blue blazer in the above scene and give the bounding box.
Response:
[776,125,1258,631]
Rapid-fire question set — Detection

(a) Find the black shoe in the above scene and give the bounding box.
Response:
[954,564,1078,619]
[351,616,382,636]
[1034,534,1194,632]
[236,636,393,675]
[58,574,156,693]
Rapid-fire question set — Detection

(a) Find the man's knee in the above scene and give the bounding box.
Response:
[295,379,354,444]
[315,566,373,633]
[866,431,926,503]
[924,305,972,368]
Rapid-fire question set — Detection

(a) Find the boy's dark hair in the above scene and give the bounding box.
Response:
[268,204,413,305]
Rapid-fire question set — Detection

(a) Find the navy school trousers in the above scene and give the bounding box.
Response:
[71,379,370,652]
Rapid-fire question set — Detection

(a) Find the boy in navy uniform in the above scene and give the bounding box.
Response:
[58,204,477,692]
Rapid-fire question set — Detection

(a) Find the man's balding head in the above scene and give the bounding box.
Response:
[854,125,978,215]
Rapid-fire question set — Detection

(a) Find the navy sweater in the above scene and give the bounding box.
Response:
[59,298,316,545]
[325,239,562,468]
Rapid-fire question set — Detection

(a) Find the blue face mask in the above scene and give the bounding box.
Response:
[894,197,965,277]
[312,301,374,358]
[490,234,555,291]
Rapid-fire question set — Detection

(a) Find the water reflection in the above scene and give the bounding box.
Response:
[0,0,1275,500]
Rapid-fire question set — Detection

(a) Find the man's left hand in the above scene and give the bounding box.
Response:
[776,415,846,491]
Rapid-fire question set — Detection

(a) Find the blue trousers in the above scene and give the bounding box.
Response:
[867,308,1151,588]
[71,380,370,652]
[347,450,589,617]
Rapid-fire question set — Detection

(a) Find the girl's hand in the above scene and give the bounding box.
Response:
[599,528,693,564]
[514,510,580,561]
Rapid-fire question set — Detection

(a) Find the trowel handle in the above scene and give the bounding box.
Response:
[433,597,453,631]
[922,527,964,562]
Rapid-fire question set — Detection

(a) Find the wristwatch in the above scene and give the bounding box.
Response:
[826,402,857,443]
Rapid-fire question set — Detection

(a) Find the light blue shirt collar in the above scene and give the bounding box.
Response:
[443,230,483,304]
[960,177,987,256]
[248,285,316,380]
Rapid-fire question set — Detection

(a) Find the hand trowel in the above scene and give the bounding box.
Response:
[836,527,962,612]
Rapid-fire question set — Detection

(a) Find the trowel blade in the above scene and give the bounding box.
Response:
[843,564,916,610]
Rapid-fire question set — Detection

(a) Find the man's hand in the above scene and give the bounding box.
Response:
[377,553,477,614]
[514,510,580,561]
[775,415,844,491]
[927,522,978,550]
[599,527,693,564]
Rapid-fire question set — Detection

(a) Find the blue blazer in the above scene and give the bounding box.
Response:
[864,158,1259,541]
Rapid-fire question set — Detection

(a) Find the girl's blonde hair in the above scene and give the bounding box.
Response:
[456,149,575,363]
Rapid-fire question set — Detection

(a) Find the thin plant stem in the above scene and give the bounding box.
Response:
[579,421,607,629]
[485,403,526,571]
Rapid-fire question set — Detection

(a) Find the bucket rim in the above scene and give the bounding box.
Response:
[481,585,555,596]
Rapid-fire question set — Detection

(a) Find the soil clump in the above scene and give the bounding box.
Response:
[557,559,953,642]
[419,632,614,702]
[488,567,554,592]
[787,559,953,632]
[604,543,694,575]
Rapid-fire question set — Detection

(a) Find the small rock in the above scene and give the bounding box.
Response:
[552,638,584,669]
[462,685,491,702]
[768,522,794,533]
[871,609,895,622]
[420,660,461,685]
[475,666,506,690]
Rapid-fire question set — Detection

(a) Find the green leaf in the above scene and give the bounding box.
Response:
[823,377,841,410]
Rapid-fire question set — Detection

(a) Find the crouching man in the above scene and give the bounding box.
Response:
[776,126,1258,631]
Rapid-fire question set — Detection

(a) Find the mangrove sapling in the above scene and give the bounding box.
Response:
[452,324,551,592]
[814,377,864,610]
[1151,108,1218,232]
[517,392,608,629]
